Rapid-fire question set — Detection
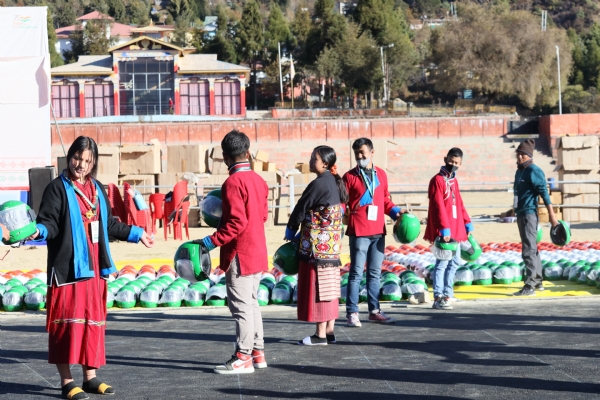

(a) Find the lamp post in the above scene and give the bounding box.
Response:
[379,43,394,102]
[556,45,562,115]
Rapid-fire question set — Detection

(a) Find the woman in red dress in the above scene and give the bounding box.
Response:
[285,146,348,346]
[30,136,154,400]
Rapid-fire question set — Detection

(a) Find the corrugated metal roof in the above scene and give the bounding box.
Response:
[77,11,114,21]
[178,55,250,73]
[51,55,113,75]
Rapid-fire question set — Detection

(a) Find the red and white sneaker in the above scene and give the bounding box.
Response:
[251,348,267,369]
[214,352,255,374]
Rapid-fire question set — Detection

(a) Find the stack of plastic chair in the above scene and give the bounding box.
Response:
[107,183,127,223]
[173,201,190,240]
[123,182,152,234]
[163,180,188,241]
[148,193,166,234]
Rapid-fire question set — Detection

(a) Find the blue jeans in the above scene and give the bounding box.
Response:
[346,235,385,316]
[433,252,460,298]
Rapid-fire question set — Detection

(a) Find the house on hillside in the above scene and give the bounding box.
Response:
[203,16,218,40]
[55,11,134,59]
[50,36,250,119]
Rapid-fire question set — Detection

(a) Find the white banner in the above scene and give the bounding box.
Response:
[0,7,50,189]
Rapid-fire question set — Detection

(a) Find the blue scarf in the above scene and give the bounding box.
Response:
[358,167,380,207]
[60,174,117,279]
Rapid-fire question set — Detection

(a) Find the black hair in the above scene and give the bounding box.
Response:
[352,137,373,151]
[314,145,349,204]
[446,147,463,160]
[221,130,250,160]
[66,136,98,178]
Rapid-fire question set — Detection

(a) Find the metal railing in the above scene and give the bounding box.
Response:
[113,178,600,224]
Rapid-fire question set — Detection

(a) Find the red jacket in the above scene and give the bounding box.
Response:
[343,166,397,237]
[424,169,471,243]
[210,164,269,275]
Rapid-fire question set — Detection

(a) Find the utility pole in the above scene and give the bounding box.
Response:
[556,45,562,114]
[542,10,547,32]
[379,44,394,103]
[278,43,284,106]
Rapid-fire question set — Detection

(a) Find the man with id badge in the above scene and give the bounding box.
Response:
[424,148,472,310]
[343,138,405,327]
[513,139,558,296]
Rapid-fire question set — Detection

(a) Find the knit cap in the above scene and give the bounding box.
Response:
[516,139,535,157]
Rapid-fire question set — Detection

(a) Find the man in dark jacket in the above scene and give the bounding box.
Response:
[513,139,559,296]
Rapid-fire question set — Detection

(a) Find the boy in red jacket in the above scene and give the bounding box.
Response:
[424,147,473,310]
[198,130,269,374]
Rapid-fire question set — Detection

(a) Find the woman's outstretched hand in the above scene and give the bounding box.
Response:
[140,231,154,248]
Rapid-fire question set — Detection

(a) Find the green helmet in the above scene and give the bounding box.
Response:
[550,220,571,247]
[393,213,420,244]
[536,224,543,243]
[435,238,459,251]
[460,235,482,262]
[0,201,37,245]
[201,189,222,228]
[273,242,299,275]
[174,241,212,282]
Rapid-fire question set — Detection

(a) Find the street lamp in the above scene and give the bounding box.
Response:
[556,45,562,115]
[380,43,394,102]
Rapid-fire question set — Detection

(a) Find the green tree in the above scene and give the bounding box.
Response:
[316,46,341,98]
[265,3,293,62]
[334,21,381,95]
[52,0,77,28]
[291,4,311,50]
[236,0,264,109]
[63,20,116,63]
[201,5,238,63]
[107,0,126,22]
[128,0,150,26]
[168,0,194,21]
[191,0,207,20]
[46,3,64,67]
[172,17,190,47]
[429,3,572,108]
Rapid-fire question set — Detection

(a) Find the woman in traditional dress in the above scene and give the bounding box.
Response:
[29,136,154,400]
[285,145,348,346]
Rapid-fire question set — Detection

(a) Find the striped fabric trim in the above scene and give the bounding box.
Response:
[51,318,106,326]
[317,267,341,302]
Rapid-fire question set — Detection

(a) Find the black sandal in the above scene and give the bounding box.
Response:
[82,378,115,395]
[61,382,89,400]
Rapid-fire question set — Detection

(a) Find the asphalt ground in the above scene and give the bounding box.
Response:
[1,298,600,400]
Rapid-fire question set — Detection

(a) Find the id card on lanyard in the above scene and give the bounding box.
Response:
[360,167,378,221]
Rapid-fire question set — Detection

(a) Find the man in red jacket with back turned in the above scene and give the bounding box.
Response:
[198,130,269,374]
[343,138,405,327]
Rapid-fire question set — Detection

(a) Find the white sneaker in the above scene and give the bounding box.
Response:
[346,312,362,327]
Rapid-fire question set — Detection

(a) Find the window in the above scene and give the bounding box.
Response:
[51,80,79,118]
[119,58,174,115]
[180,78,209,115]
[215,79,241,115]
[84,79,113,117]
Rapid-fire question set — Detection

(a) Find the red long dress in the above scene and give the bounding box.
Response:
[46,179,107,368]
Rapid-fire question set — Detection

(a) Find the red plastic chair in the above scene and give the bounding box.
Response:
[107,183,127,223]
[173,201,190,240]
[149,193,166,234]
[163,181,188,240]
[123,182,152,234]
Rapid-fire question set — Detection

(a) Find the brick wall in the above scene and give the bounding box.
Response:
[539,113,600,157]
[51,120,520,185]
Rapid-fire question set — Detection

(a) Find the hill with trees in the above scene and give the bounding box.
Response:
[6,0,600,112]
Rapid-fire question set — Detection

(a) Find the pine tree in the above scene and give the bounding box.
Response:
[265,3,293,62]
[201,5,237,63]
[236,0,264,109]
[46,3,64,67]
